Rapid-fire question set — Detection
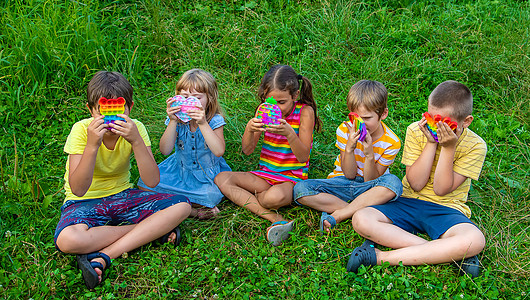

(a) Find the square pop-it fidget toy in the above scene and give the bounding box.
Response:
[423,112,458,142]
[348,112,367,142]
[255,97,282,126]
[99,97,125,125]
[170,95,202,122]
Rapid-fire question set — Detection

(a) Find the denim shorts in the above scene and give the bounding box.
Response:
[54,188,190,245]
[293,174,403,205]
[371,197,477,239]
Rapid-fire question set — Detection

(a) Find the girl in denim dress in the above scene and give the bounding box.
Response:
[138,69,230,219]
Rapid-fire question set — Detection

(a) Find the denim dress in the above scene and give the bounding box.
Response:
[137,114,231,207]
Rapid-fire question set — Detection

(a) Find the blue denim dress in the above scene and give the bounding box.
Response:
[137,114,231,207]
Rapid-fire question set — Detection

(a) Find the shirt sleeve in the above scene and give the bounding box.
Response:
[401,122,424,167]
[334,123,348,152]
[378,139,401,167]
[135,120,151,147]
[209,114,226,130]
[453,132,487,180]
[64,121,88,155]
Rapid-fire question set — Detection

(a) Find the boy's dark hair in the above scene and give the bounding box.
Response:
[257,64,322,131]
[87,71,133,110]
[429,80,473,121]
[347,80,388,117]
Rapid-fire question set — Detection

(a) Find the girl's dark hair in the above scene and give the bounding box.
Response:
[257,65,321,131]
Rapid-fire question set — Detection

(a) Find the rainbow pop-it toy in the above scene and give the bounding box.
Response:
[255,97,282,126]
[348,112,367,142]
[423,112,458,142]
[99,97,125,125]
[170,95,202,122]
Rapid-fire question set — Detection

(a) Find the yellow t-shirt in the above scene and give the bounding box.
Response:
[401,121,487,217]
[63,118,151,202]
[328,121,401,178]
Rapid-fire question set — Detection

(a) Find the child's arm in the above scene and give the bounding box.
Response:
[188,107,225,157]
[68,115,107,197]
[406,118,439,191]
[241,117,264,155]
[267,106,315,162]
[111,115,160,188]
[340,122,360,179]
[432,122,468,195]
[159,98,180,156]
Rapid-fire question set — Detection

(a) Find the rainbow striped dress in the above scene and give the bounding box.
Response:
[250,102,311,185]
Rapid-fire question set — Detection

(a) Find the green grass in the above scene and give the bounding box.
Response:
[1,0,529,298]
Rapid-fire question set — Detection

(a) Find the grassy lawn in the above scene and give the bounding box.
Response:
[0,0,529,298]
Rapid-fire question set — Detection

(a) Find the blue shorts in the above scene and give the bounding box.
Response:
[371,197,477,239]
[54,188,190,246]
[293,174,403,205]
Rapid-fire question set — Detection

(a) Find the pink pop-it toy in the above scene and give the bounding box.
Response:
[255,97,282,126]
[170,95,202,122]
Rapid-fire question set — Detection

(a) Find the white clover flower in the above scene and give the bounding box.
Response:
[386,283,393,290]
[5,231,11,238]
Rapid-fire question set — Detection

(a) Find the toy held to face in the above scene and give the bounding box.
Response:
[255,97,282,126]
[348,112,367,142]
[170,95,203,122]
[99,97,125,125]
[423,112,458,142]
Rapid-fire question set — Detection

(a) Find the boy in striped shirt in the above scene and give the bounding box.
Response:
[294,80,402,233]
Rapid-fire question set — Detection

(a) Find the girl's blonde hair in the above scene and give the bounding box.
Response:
[175,69,220,122]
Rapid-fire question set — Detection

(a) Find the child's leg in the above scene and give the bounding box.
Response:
[294,178,349,212]
[353,206,485,266]
[323,186,397,232]
[215,172,287,223]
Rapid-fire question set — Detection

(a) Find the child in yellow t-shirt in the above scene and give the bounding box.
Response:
[350,81,487,278]
[54,71,191,289]
[294,80,402,234]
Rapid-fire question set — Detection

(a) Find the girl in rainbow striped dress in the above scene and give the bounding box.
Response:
[215,65,321,246]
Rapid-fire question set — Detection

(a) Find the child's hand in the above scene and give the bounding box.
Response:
[360,130,375,157]
[266,119,295,137]
[110,115,142,145]
[246,117,266,133]
[87,115,106,148]
[187,106,207,125]
[437,121,458,148]
[166,97,181,121]
[344,121,360,152]
[418,116,437,143]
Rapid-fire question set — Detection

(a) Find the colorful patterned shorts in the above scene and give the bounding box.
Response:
[54,188,190,245]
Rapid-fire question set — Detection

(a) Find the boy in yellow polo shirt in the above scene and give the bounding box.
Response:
[349,81,487,278]
[54,71,191,289]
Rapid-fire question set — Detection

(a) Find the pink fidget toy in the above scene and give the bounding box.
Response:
[99,97,125,125]
[255,97,282,126]
[170,95,202,122]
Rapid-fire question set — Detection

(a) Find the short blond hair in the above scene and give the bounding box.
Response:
[346,80,387,117]
[175,69,220,122]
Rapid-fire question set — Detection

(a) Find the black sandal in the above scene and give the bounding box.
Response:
[158,226,183,248]
[76,252,112,289]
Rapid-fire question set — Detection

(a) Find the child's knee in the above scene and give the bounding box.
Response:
[56,225,88,253]
[214,171,230,186]
[261,192,290,209]
[351,208,374,233]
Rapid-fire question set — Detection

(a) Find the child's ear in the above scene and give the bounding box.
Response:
[462,115,474,128]
[379,107,389,121]
[292,90,300,101]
